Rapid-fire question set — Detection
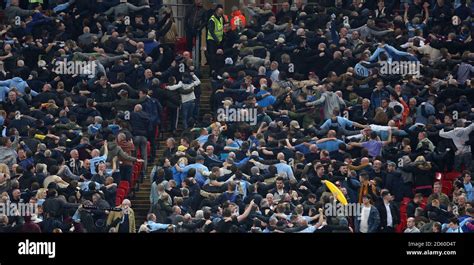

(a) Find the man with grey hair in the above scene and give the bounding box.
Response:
[106,198,136,233]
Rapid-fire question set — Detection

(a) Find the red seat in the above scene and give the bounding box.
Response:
[401,197,411,204]
[119,181,130,195]
[115,189,126,206]
[175,37,187,54]
[444,171,461,181]
[441,180,454,196]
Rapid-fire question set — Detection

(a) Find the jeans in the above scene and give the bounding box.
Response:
[454,152,472,172]
[148,125,157,162]
[133,135,148,174]
[181,100,195,130]
[168,107,179,132]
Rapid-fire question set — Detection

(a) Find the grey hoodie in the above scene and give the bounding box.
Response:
[307,91,346,119]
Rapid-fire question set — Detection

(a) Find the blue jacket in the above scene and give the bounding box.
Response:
[355,206,380,233]
[142,96,162,126]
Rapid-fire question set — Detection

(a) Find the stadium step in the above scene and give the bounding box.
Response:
[131,66,213,226]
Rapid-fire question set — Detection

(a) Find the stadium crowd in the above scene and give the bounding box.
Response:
[0,0,473,233]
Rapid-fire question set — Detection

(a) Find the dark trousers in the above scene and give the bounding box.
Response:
[120,165,133,183]
[186,28,198,52]
[206,40,220,72]
[148,125,158,162]
[168,107,179,131]
[379,226,395,233]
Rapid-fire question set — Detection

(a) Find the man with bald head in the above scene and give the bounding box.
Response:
[315,130,347,153]
[78,26,103,47]
[90,141,108,175]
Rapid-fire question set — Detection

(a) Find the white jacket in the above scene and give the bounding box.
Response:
[166,74,200,104]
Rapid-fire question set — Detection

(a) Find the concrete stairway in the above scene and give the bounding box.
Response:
[131,66,212,224]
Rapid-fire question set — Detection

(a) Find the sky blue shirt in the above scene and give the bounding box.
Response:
[316,139,345,153]
[295,141,317,154]
[275,162,294,180]
[0,78,37,97]
[442,223,464,233]
[147,221,170,231]
[90,155,107,174]
[464,182,474,202]
[182,163,209,186]
[80,180,101,191]
[320,117,354,130]
[196,135,210,145]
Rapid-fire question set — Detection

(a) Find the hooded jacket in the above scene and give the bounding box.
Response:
[230,10,246,31]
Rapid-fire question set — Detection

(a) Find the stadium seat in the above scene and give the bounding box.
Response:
[176,37,187,54]
[441,180,454,196]
[119,181,130,196]
[115,189,126,206]
[444,171,461,181]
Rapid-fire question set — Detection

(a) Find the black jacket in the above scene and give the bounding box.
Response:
[129,111,151,137]
[375,201,400,231]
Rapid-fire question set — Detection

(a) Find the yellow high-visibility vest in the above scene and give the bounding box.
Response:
[207,15,223,42]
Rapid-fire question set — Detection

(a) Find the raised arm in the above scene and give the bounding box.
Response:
[237,200,255,222]
[103,140,109,158]
[306,93,326,107]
